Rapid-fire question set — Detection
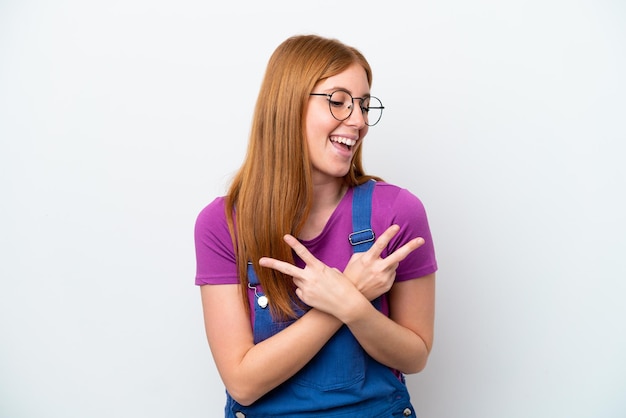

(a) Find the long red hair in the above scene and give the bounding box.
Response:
[225,34,381,319]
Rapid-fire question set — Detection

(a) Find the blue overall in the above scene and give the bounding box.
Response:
[226,181,416,418]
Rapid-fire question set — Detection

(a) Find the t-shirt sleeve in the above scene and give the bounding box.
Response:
[194,197,240,285]
[375,185,438,282]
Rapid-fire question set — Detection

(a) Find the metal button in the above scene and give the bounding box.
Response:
[235,412,245,418]
[403,407,412,416]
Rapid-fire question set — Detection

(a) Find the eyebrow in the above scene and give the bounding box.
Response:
[321,87,372,98]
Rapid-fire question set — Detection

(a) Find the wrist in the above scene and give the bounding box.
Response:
[337,292,372,325]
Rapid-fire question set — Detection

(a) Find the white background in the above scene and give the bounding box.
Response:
[1,1,625,417]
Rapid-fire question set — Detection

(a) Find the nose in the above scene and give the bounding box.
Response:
[344,102,367,128]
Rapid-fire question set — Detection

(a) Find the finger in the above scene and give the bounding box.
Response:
[383,237,425,265]
[282,234,323,267]
[258,256,303,277]
[366,224,401,259]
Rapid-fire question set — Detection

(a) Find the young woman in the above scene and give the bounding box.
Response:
[194,34,437,417]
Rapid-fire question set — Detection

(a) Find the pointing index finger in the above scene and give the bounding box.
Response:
[282,234,321,266]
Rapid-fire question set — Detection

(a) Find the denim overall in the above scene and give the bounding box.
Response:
[226,181,416,417]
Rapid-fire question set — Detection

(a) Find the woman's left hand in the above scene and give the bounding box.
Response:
[344,224,425,301]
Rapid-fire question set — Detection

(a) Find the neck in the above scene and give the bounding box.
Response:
[298,178,347,241]
[311,178,346,211]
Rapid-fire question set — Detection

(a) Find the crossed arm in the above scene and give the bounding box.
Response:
[200,225,435,406]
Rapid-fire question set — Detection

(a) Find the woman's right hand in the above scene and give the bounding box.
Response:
[343,225,425,301]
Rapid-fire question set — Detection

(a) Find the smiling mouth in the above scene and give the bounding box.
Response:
[330,136,357,150]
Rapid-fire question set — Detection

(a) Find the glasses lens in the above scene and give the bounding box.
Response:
[363,96,383,126]
[328,90,353,121]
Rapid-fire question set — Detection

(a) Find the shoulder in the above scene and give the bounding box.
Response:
[370,181,433,252]
[194,196,232,248]
[371,181,427,215]
[195,196,228,229]
[370,182,438,280]
[194,196,239,285]
[196,196,227,220]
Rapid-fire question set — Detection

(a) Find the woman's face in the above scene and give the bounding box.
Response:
[305,63,370,184]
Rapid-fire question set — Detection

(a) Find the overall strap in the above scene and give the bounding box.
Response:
[349,180,376,253]
[247,262,259,285]
[349,180,383,311]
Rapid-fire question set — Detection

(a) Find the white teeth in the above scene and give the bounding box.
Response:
[330,136,356,147]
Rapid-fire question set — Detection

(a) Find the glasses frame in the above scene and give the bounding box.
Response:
[309,89,385,126]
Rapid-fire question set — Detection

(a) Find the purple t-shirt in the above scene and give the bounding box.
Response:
[195,182,437,292]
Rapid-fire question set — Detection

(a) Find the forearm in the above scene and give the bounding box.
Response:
[223,308,342,405]
[342,297,431,373]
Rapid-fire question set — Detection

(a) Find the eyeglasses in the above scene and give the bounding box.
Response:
[309,89,384,126]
